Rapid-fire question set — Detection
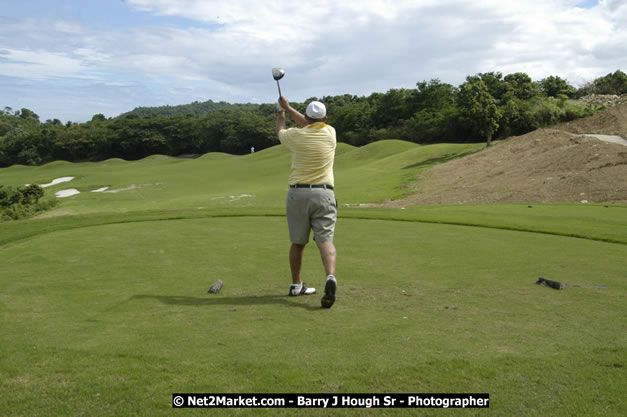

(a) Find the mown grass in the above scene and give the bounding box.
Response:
[0,141,483,215]
[0,140,625,416]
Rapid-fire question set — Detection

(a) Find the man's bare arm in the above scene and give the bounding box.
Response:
[279,96,309,127]
[276,109,286,137]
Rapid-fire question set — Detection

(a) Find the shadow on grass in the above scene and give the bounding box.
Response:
[131,294,321,311]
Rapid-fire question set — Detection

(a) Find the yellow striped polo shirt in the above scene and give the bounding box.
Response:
[278,122,336,187]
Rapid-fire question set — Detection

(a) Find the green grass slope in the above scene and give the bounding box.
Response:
[0,140,482,216]
[338,141,484,203]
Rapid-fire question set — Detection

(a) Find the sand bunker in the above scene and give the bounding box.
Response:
[211,194,256,202]
[45,183,157,199]
[104,184,138,193]
[230,194,255,201]
[102,183,161,193]
[56,189,80,198]
[40,177,75,188]
[36,177,79,198]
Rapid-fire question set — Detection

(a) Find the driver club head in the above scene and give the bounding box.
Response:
[272,67,285,81]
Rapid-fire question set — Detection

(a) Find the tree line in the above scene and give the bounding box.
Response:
[1,70,625,167]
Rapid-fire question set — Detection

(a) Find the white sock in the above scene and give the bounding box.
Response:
[327,275,336,281]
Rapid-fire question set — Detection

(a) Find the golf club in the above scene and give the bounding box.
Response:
[272,67,285,97]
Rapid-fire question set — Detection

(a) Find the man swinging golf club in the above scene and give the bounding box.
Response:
[276,92,337,309]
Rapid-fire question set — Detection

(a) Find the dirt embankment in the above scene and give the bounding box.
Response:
[385,103,627,206]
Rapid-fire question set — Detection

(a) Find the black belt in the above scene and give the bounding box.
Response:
[290,184,334,190]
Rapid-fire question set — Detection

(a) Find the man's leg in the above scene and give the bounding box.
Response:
[316,241,336,277]
[286,189,315,296]
[288,243,316,296]
[289,243,306,284]
[318,241,337,309]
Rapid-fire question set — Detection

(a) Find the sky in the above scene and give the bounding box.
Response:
[1,0,626,123]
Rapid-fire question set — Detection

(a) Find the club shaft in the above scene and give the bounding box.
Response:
[276,80,282,97]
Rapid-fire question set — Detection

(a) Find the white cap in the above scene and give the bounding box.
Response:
[306,101,326,120]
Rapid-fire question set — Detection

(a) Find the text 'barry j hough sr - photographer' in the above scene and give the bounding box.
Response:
[172,393,490,409]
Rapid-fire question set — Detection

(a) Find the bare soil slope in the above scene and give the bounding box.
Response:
[385,103,627,206]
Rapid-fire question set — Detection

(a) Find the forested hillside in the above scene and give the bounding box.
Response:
[1,70,625,167]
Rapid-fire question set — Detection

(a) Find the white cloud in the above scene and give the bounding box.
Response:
[0,48,94,80]
[0,0,625,122]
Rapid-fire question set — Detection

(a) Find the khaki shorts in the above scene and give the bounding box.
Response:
[286,187,337,244]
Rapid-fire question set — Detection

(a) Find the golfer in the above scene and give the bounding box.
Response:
[276,96,337,308]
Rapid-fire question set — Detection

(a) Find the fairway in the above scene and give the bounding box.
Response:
[1,141,626,416]
[0,141,484,215]
[1,216,625,416]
